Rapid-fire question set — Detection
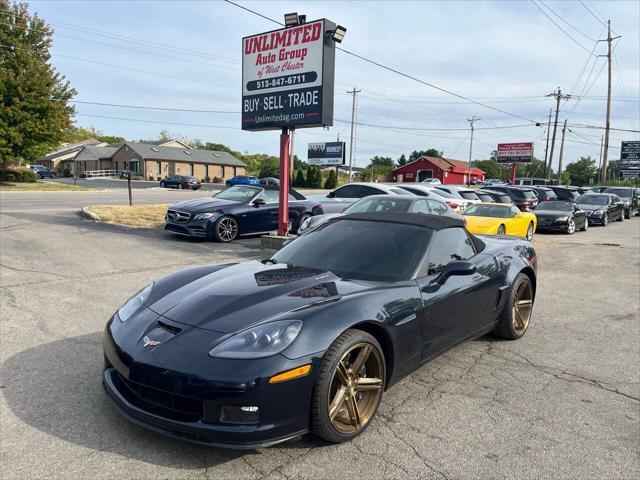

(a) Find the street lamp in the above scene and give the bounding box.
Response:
[331,25,347,43]
[284,12,305,26]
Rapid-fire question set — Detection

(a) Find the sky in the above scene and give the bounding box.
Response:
[26,0,640,171]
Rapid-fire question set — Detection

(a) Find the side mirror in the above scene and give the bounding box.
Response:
[327,191,335,198]
[253,198,266,206]
[430,260,476,286]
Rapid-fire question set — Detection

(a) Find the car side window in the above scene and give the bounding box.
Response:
[258,189,280,203]
[333,185,360,198]
[410,199,430,214]
[510,207,520,216]
[424,228,475,275]
[426,199,447,215]
[359,186,385,197]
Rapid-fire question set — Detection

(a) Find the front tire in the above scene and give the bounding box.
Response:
[213,215,239,242]
[617,211,624,222]
[312,329,385,443]
[566,218,576,235]
[178,184,184,190]
[602,213,608,226]
[495,273,534,340]
[581,218,588,231]
[160,181,165,188]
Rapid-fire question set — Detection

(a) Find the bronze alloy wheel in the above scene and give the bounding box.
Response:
[512,280,533,334]
[327,342,384,434]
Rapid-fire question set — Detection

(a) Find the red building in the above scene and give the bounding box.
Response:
[392,156,485,184]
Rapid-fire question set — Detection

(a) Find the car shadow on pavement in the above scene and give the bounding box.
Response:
[0,332,319,469]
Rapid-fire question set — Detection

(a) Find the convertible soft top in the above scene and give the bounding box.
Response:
[339,212,465,230]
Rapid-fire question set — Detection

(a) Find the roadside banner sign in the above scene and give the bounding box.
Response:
[242,19,337,131]
[307,141,345,165]
[496,142,534,163]
[620,140,640,178]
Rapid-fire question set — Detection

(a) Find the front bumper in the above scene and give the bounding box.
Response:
[535,218,571,231]
[585,212,606,224]
[165,222,210,238]
[103,318,319,448]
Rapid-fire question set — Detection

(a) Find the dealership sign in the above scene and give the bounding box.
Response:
[241,19,337,131]
[496,142,534,163]
[620,140,640,178]
[307,141,345,165]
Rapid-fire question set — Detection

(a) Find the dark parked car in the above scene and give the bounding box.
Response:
[478,189,514,204]
[226,175,261,187]
[260,177,280,186]
[474,189,498,203]
[31,165,57,178]
[486,186,539,211]
[529,186,558,202]
[160,175,201,190]
[602,187,640,218]
[297,194,460,235]
[576,193,625,226]
[533,200,588,234]
[165,185,323,242]
[548,186,581,202]
[103,212,537,447]
[307,182,411,214]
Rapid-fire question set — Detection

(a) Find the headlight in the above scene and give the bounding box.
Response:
[209,320,302,359]
[193,212,215,220]
[299,217,311,232]
[593,210,604,216]
[556,216,569,222]
[118,283,153,322]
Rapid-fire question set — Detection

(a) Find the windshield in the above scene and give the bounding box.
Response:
[603,187,632,198]
[272,219,432,282]
[578,195,609,205]
[345,197,413,214]
[535,201,572,211]
[464,204,513,218]
[459,190,480,201]
[214,186,259,202]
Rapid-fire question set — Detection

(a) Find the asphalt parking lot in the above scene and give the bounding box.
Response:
[1,190,639,479]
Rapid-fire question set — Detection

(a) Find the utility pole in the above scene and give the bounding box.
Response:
[543,108,552,176]
[557,119,568,185]
[545,87,571,179]
[347,86,361,183]
[467,116,480,186]
[597,134,604,174]
[600,20,620,183]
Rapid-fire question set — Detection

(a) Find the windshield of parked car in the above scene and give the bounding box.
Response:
[214,186,259,202]
[429,189,453,199]
[463,204,513,218]
[458,190,481,201]
[603,187,632,198]
[578,195,609,205]
[272,219,432,281]
[534,201,572,211]
[345,197,413,214]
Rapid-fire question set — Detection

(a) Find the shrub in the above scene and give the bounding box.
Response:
[18,168,37,182]
[63,168,72,178]
[293,169,306,188]
[324,169,337,189]
[212,176,223,183]
[148,175,155,181]
[0,168,36,183]
[0,169,17,182]
[157,176,162,181]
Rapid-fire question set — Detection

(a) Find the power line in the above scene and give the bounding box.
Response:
[530,0,595,55]
[223,0,541,125]
[75,113,239,130]
[538,0,598,42]
[69,100,239,114]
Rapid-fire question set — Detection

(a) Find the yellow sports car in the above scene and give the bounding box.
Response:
[463,203,537,240]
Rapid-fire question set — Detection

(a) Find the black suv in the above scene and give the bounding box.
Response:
[602,187,640,218]
[484,186,539,211]
[548,186,581,202]
[529,186,558,202]
[476,189,514,204]
[30,165,57,178]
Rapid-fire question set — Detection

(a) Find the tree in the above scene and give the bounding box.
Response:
[62,126,125,145]
[397,154,407,166]
[293,169,306,188]
[565,156,597,186]
[324,169,337,189]
[408,149,442,162]
[0,1,76,164]
[474,160,505,180]
[362,156,395,181]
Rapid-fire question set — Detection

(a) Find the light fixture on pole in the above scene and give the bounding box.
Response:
[330,25,347,43]
[284,12,300,26]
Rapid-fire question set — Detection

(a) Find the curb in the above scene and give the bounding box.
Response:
[80,207,102,222]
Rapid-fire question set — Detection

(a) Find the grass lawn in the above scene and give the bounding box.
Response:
[87,204,170,228]
[0,181,96,191]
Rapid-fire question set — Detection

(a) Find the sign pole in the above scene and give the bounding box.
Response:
[278,127,290,236]
[511,164,517,186]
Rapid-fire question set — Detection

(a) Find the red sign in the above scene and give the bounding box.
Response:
[497,142,534,163]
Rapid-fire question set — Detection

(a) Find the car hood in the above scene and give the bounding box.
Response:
[577,203,606,212]
[306,213,342,227]
[169,197,241,213]
[464,216,503,231]
[147,261,376,333]
[534,210,571,217]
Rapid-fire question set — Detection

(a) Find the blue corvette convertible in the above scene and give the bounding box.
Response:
[165,185,323,242]
[225,175,261,187]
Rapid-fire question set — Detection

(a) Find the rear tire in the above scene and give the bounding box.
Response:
[581,218,588,231]
[617,211,624,222]
[602,213,608,226]
[213,215,239,242]
[496,273,534,340]
[525,222,534,240]
[160,181,165,188]
[566,218,575,235]
[312,329,385,443]
[178,184,184,190]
